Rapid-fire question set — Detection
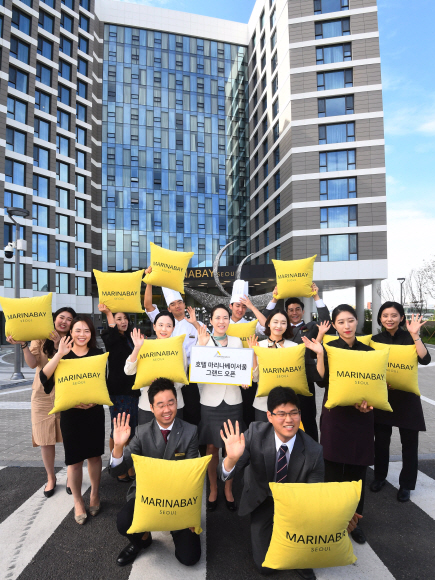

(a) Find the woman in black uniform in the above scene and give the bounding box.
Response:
[41,315,105,525]
[370,302,430,502]
[303,304,375,546]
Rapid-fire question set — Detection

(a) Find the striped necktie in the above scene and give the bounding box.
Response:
[276,444,288,483]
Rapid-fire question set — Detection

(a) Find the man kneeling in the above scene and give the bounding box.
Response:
[110,378,201,567]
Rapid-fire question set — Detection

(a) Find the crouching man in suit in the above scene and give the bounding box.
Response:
[220,387,360,580]
[109,378,201,568]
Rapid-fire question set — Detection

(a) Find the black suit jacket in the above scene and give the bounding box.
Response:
[109,417,199,502]
[223,422,324,517]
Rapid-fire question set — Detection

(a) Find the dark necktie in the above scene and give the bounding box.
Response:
[276,444,288,483]
[161,429,171,444]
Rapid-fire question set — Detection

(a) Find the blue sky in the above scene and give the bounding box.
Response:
[117,0,434,302]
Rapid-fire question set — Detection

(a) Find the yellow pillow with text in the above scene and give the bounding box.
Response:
[127,454,211,534]
[143,243,194,293]
[272,256,316,299]
[132,334,188,389]
[0,293,54,342]
[254,344,311,398]
[369,342,420,395]
[49,352,111,414]
[263,481,361,570]
[323,334,372,346]
[227,319,258,347]
[324,345,392,411]
[94,269,144,313]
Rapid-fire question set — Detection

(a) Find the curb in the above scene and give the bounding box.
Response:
[0,380,33,391]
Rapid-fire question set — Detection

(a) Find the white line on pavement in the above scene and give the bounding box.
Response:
[418,362,435,368]
[0,402,31,409]
[0,467,92,580]
[128,488,207,580]
[315,541,396,579]
[421,396,435,407]
[386,463,435,520]
[0,388,32,396]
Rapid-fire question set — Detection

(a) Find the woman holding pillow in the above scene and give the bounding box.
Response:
[197,304,246,513]
[302,304,375,546]
[124,311,187,424]
[370,303,431,502]
[40,316,105,525]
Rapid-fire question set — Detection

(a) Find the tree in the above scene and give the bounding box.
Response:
[421,256,435,300]
[381,281,396,302]
[404,269,427,315]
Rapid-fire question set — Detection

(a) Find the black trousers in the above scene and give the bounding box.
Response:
[324,459,367,516]
[117,498,201,567]
[250,496,275,575]
[182,383,201,426]
[242,382,256,428]
[297,382,318,442]
[374,423,419,489]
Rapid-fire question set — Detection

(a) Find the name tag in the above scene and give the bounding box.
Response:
[175,453,185,457]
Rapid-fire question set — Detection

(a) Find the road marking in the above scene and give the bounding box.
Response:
[0,402,31,409]
[386,463,435,520]
[419,362,435,368]
[0,467,91,580]
[128,489,207,580]
[421,395,435,407]
[0,388,32,396]
[315,541,396,579]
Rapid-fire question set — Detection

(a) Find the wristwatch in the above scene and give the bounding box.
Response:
[21,342,29,349]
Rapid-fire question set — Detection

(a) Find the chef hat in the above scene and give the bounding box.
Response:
[230,280,249,304]
[162,287,183,307]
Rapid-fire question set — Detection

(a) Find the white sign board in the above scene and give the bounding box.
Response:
[189,346,253,386]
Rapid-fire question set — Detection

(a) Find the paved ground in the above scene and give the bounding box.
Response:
[0,345,433,579]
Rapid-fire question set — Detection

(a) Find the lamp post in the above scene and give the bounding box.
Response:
[397,277,405,306]
[6,207,30,380]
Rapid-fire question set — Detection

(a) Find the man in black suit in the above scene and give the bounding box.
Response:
[221,387,359,580]
[110,378,200,568]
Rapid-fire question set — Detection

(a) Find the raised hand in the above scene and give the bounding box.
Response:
[406,313,426,337]
[6,336,26,347]
[49,330,61,349]
[98,303,110,315]
[220,420,245,464]
[301,335,324,356]
[316,320,331,342]
[239,295,254,310]
[347,513,362,533]
[185,306,197,324]
[113,412,131,448]
[246,334,259,349]
[197,324,210,346]
[58,336,73,357]
[131,327,145,349]
[272,286,278,301]
[311,282,320,300]
[144,266,152,276]
[355,400,373,413]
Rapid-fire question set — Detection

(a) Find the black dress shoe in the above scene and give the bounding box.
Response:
[351,525,366,544]
[207,498,218,512]
[397,487,411,502]
[295,569,316,580]
[117,475,131,483]
[370,479,386,492]
[225,498,237,512]
[44,480,56,498]
[116,535,152,567]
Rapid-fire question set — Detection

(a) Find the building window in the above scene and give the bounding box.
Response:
[56,213,69,235]
[35,90,51,113]
[62,0,75,9]
[41,0,55,8]
[272,74,278,95]
[253,112,258,128]
[80,0,90,8]
[12,9,31,36]
[275,220,281,240]
[272,99,279,119]
[75,276,86,296]
[5,159,25,186]
[320,205,357,228]
[37,36,53,60]
[76,174,85,193]
[253,71,257,87]
[36,63,52,87]
[32,233,48,261]
[263,162,269,179]
[56,161,70,182]
[255,215,259,230]
[260,10,265,30]
[75,222,86,242]
[255,237,260,252]
[75,247,86,270]
[76,150,86,169]
[264,229,269,246]
[262,116,268,134]
[10,37,30,64]
[4,223,25,249]
[33,175,49,198]
[318,95,354,117]
[252,31,256,48]
[273,123,279,142]
[56,187,69,208]
[79,14,89,32]
[315,18,350,39]
[254,195,259,210]
[60,13,74,33]
[320,177,356,200]
[271,31,277,51]
[32,203,48,227]
[316,43,351,64]
[263,139,269,156]
[274,170,281,190]
[319,122,355,144]
[264,206,269,223]
[57,109,70,131]
[33,268,49,292]
[39,11,54,34]
[270,8,276,29]
[7,97,27,124]
[60,35,73,56]
[76,126,86,145]
[58,85,71,106]
[56,273,69,294]
[254,174,259,189]
[77,80,88,99]
[4,191,25,209]
[319,149,355,172]
[56,135,70,157]
[78,36,89,54]
[56,241,69,267]
[253,130,259,147]
[262,95,267,113]
[274,146,280,166]
[260,34,266,51]
[6,128,26,154]
[275,245,281,259]
[275,194,280,215]
[317,69,352,90]
[75,198,85,217]
[314,0,349,14]
[320,233,357,261]
[254,152,259,168]
[9,66,28,93]
[78,57,88,77]
[4,264,25,289]
[264,184,269,201]
[261,53,266,71]
[261,74,267,92]
[34,145,50,170]
[59,60,72,81]
[77,103,87,122]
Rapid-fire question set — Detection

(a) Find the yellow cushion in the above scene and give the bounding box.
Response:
[94,269,144,313]
[132,334,188,390]
[272,256,316,299]
[143,243,194,293]
[227,319,258,347]
[263,481,361,570]
[49,352,111,414]
[324,344,392,411]
[127,454,211,534]
[254,344,311,398]
[0,293,54,342]
[323,334,372,346]
[369,342,420,395]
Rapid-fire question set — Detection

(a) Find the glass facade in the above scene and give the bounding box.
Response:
[101,25,250,270]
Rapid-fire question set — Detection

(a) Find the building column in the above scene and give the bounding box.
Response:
[355,285,365,333]
[371,279,383,335]
[304,296,315,322]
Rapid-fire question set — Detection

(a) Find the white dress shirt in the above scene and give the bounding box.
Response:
[222,430,297,479]
[290,299,326,327]
[110,420,175,467]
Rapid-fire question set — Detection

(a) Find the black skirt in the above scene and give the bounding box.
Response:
[199,401,245,448]
[60,405,105,465]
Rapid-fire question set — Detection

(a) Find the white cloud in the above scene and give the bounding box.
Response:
[418,118,435,134]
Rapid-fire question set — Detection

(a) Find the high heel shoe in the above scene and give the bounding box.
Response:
[74,510,87,525]
[224,491,237,511]
[89,504,101,517]
[44,478,57,498]
[66,479,72,495]
[207,498,218,512]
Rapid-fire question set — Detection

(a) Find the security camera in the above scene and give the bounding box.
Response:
[4,242,14,259]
